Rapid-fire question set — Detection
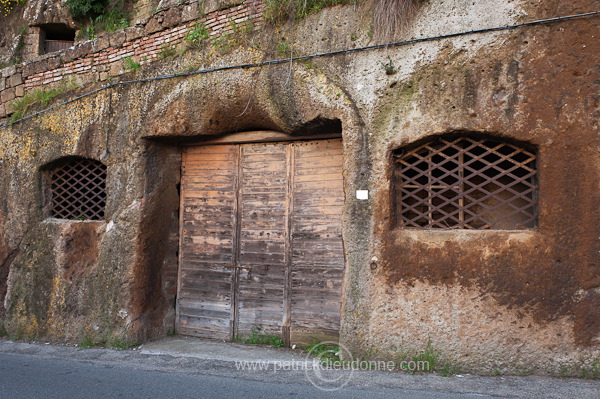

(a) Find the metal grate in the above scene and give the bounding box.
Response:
[393,135,537,229]
[49,159,107,220]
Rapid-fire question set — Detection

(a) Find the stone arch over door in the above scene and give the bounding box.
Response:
[132,57,367,343]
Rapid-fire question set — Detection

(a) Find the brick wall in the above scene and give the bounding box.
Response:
[0,0,266,119]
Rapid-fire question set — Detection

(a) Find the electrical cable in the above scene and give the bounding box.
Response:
[1,9,599,129]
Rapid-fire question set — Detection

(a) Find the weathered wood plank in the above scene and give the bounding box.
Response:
[288,139,344,344]
[178,145,237,339]
[235,142,288,336]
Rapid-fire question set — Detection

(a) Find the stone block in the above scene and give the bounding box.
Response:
[23,60,45,77]
[204,0,243,14]
[47,56,61,70]
[2,66,16,78]
[181,2,200,22]
[162,7,182,28]
[72,41,94,59]
[109,62,122,76]
[62,47,77,64]
[91,37,108,53]
[109,30,127,48]
[145,17,164,35]
[125,26,145,43]
[8,74,22,88]
[1,87,16,103]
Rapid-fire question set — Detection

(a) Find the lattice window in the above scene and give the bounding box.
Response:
[48,159,107,220]
[393,135,538,230]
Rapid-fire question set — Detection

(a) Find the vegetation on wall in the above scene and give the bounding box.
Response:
[9,79,79,123]
[374,0,427,39]
[66,0,130,36]
[185,22,210,48]
[264,0,426,25]
[264,0,357,22]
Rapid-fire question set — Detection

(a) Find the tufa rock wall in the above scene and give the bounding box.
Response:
[0,0,598,376]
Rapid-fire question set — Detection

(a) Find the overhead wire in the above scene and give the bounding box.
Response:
[1,9,599,129]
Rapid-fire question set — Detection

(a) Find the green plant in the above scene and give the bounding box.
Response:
[206,18,254,54]
[79,335,97,348]
[0,323,7,337]
[9,332,23,341]
[123,56,140,72]
[438,360,462,377]
[72,212,88,221]
[408,338,439,373]
[304,341,341,364]
[17,37,25,50]
[276,42,290,58]
[301,59,316,69]
[79,335,138,349]
[10,80,80,123]
[94,6,130,32]
[234,326,284,347]
[9,56,22,66]
[66,0,130,34]
[518,367,534,376]
[66,0,107,20]
[78,23,96,40]
[158,45,177,60]
[185,22,210,47]
[18,25,27,35]
[264,0,355,22]
[350,32,358,41]
[382,56,397,75]
[181,64,199,74]
[211,34,232,54]
[108,337,139,350]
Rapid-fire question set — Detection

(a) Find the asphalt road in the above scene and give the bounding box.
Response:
[0,339,599,399]
[0,352,495,399]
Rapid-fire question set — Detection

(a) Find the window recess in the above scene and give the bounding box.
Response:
[393,134,538,230]
[46,158,107,221]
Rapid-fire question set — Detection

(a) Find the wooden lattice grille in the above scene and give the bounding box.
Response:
[49,159,107,220]
[393,135,537,229]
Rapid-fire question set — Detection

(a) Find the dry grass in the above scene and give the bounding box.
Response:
[373,0,425,40]
[265,0,355,22]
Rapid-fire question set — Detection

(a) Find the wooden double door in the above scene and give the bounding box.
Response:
[176,137,345,344]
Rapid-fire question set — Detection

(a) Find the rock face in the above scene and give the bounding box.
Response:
[23,0,75,27]
[0,0,599,376]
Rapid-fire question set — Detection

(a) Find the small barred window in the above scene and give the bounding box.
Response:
[393,134,538,230]
[47,158,107,221]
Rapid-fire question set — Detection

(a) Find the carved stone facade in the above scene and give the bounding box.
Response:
[0,0,598,376]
